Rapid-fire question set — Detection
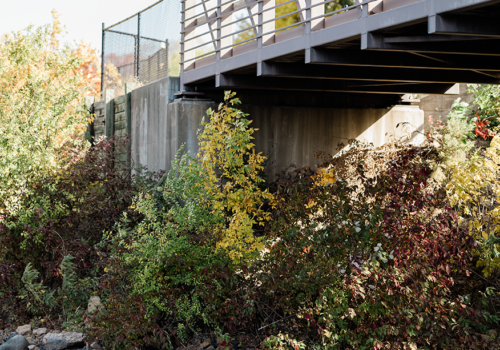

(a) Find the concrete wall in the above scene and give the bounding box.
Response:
[130,76,182,172]
[248,105,423,177]
[93,90,115,140]
[419,84,473,131]
[93,100,106,139]
[113,94,129,137]
[133,97,423,178]
[97,77,427,178]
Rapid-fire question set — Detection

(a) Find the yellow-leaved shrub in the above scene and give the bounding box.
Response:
[431,110,500,277]
[197,91,275,260]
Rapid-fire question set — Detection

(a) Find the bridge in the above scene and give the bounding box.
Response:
[180,0,500,96]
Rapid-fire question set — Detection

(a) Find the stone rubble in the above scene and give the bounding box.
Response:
[14,326,31,337]
[42,332,85,350]
[0,327,86,350]
[1,324,227,350]
[89,342,102,350]
[31,329,46,338]
[0,334,29,350]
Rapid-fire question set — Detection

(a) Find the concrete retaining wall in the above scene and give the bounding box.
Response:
[248,104,423,177]
[130,77,181,172]
[419,84,473,130]
[113,94,128,137]
[92,77,427,178]
[131,97,423,178]
[93,100,106,139]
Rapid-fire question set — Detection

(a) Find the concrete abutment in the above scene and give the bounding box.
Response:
[92,77,465,178]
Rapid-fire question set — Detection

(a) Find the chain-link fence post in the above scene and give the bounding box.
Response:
[101,22,105,93]
[137,13,141,80]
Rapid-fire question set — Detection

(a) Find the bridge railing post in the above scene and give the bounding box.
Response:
[298,0,323,32]
[180,0,197,90]
[305,0,311,34]
[220,1,234,59]
[257,0,263,48]
[261,0,276,46]
[216,0,222,62]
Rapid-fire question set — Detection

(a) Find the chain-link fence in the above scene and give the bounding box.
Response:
[101,0,181,95]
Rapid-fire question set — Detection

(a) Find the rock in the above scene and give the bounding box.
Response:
[32,329,47,337]
[198,339,211,349]
[42,332,85,350]
[87,296,102,313]
[480,334,491,342]
[15,326,31,337]
[6,334,18,342]
[90,342,101,350]
[0,335,29,350]
[27,346,38,350]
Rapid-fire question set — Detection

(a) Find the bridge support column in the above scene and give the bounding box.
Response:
[156,97,425,180]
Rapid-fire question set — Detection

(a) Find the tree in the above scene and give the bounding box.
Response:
[0,13,99,217]
[235,0,355,43]
[276,0,355,29]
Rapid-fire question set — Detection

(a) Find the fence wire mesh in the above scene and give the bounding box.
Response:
[102,0,181,95]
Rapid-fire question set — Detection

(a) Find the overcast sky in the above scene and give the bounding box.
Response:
[0,0,159,52]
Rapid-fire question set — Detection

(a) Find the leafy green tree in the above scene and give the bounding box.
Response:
[0,24,92,218]
[276,0,355,29]
[235,0,355,42]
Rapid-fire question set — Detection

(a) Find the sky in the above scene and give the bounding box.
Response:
[0,0,160,52]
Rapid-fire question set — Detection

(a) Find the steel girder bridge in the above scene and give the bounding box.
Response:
[179,0,500,99]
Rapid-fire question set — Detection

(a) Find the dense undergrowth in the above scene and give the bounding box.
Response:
[3,89,500,349]
[3,20,500,350]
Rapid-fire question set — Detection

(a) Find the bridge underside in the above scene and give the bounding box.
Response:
[182,0,500,107]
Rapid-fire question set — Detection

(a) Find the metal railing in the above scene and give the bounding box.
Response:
[180,0,380,71]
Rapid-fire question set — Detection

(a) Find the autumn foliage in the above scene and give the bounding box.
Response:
[86,97,499,349]
[2,13,500,350]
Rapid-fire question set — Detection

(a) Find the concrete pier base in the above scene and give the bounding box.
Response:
[248,104,423,177]
[130,89,423,178]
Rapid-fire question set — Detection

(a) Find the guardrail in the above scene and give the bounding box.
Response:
[180,0,383,72]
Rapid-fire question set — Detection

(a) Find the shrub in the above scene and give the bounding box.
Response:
[252,142,478,349]
[444,84,500,141]
[0,15,106,323]
[0,137,141,323]
[0,22,95,216]
[429,109,500,278]
[88,95,492,350]
[89,92,273,348]
[198,91,275,260]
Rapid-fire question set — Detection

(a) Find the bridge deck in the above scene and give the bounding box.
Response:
[180,0,500,95]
